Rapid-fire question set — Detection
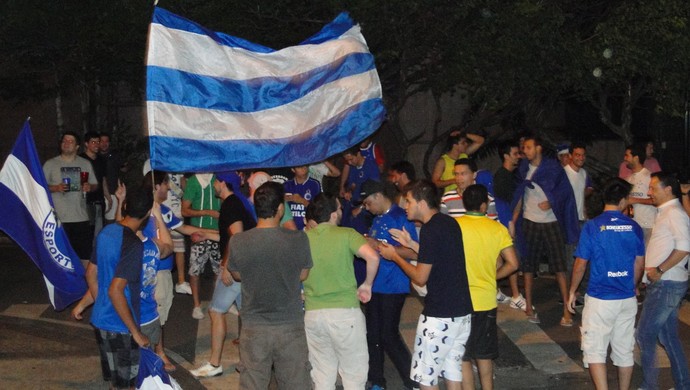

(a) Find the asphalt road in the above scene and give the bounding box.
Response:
[1,239,689,389]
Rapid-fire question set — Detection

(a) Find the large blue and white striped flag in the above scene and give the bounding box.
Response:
[0,121,87,311]
[146,7,386,172]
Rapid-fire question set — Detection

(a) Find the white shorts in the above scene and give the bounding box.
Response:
[581,295,637,367]
[410,314,471,386]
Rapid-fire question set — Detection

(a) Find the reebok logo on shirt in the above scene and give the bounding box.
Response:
[607,271,629,277]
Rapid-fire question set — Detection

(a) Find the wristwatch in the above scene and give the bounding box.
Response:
[656,265,664,274]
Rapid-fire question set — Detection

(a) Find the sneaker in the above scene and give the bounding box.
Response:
[192,306,204,320]
[190,362,222,378]
[510,294,527,311]
[175,282,192,295]
[496,290,510,304]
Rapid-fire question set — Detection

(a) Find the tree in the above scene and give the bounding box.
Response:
[0,0,150,135]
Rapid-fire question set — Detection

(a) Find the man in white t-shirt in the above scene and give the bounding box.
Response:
[623,143,655,244]
[564,142,594,299]
[512,136,579,326]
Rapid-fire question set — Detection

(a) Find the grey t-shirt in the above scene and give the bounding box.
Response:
[43,155,98,223]
[228,227,312,326]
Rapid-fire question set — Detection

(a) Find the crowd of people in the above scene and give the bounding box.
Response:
[41,129,690,390]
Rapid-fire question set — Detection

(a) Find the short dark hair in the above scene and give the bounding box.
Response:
[254,181,284,218]
[406,180,439,210]
[569,141,587,154]
[99,133,111,140]
[390,160,416,181]
[651,171,680,198]
[343,146,361,156]
[523,135,543,147]
[445,134,462,151]
[60,131,80,145]
[83,131,100,142]
[454,158,477,172]
[626,143,647,165]
[307,193,338,224]
[463,184,488,212]
[498,140,519,163]
[122,188,153,219]
[142,171,168,189]
[602,177,632,205]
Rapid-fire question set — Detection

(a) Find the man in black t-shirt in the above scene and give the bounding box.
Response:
[379,180,473,388]
[190,171,257,378]
[80,131,109,242]
[493,140,527,311]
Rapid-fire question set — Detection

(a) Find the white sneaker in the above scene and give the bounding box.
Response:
[175,282,192,295]
[190,362,222,378]
[510,294,528,311]
[496,290,510,304]
[192,306,204,320]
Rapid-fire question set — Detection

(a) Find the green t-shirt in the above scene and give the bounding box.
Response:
[304,223,367,311]
[182,175,220,229]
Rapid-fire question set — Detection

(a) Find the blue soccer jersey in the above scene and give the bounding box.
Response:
[142,204,182,270]
[284,177,321,230]
[575,210,645,300]
[369,204,418,294]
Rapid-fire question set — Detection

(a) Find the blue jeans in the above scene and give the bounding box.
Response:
[636,280,690,390]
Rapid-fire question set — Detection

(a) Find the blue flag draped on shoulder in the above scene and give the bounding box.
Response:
[0,121,87,311]
[146,7,386,172]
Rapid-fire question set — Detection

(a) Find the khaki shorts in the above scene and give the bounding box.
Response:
[155,270,174,325]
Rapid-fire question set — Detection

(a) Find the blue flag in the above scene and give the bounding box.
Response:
[136,348,180,389]
[0,121,87,311]
[146,7,386,172]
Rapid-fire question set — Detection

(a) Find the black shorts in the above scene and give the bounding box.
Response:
[94,328,140,388]
[522,220,568,273]
[463,308,498,360]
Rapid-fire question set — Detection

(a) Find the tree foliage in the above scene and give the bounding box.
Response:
[1,0,688,156]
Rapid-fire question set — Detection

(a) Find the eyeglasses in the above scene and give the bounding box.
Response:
[89,140,100,144]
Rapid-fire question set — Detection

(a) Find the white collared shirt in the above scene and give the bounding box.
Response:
[644,198,690,283]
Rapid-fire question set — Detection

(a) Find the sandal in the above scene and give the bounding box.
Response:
[527,313,540,324]
[560,317,574,327]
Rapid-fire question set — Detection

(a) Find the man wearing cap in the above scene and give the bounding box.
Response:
[557,143,571,167]
[191,171,257,378]
[360,179,419,390]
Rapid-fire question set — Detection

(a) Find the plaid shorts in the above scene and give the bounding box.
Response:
[188,239,221,276]
[94,328,139,388]
[522,220,567,273]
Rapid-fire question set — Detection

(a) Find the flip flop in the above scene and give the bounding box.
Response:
[164,363,177,372]
[560,317,574,327]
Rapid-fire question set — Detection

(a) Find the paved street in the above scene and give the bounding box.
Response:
[1,240,689,389]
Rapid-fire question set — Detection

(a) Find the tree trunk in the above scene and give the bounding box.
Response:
[54,68,64,136]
